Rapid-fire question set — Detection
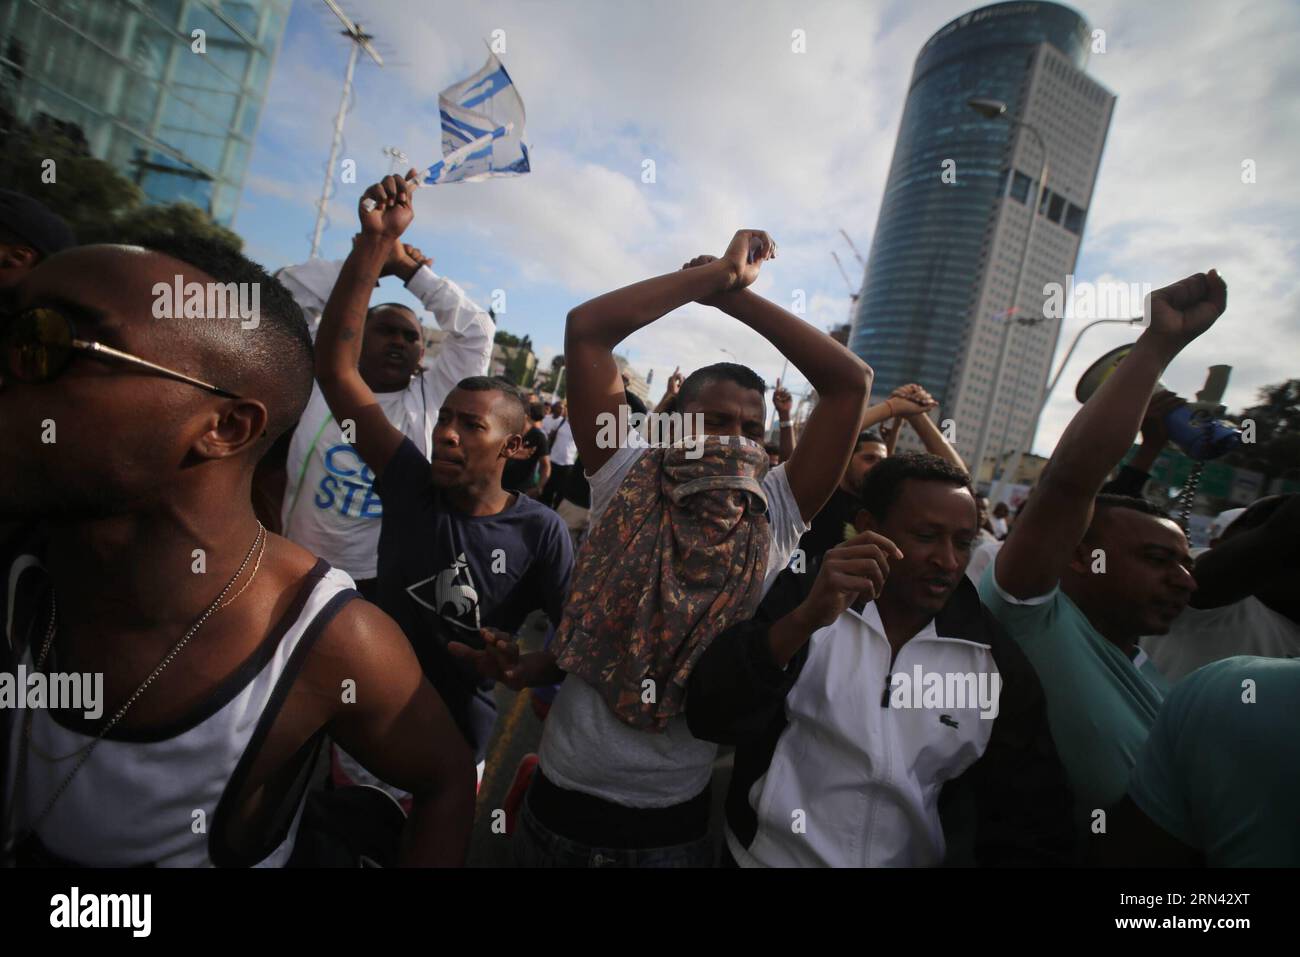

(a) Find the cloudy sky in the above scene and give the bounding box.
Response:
[234,0,1300,455]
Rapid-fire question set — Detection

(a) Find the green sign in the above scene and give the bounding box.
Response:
[1134,449,1283,505]
[1150,449,1194,486]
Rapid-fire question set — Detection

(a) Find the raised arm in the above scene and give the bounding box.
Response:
[276,237,418,332]
[995,271,1227,600]
[865,399,906,455]
[564,230,775,473]
[772,380,795,462]
[859,386,939,447]
[879,417,902,455]
[866,383,965,472]
[653,367,684,415]
[906,412,965,470]
[398,243,496,404]
[711,291,871,521]
[890,384,966,471]
[314,172,418,479]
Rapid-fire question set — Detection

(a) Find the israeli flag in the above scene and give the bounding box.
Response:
[425,52,530,185]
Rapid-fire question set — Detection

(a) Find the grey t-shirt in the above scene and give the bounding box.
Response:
[538,433,809,807]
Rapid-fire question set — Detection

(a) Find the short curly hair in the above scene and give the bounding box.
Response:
[857,452,973,519]
[129,232,312,449]
[677,362,767,410]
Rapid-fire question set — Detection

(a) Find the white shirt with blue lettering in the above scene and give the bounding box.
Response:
[277,260,494,579]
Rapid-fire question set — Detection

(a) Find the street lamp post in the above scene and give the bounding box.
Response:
[990,317,1143,500]
[1040,317,1145,413]
[965,97,1050,493]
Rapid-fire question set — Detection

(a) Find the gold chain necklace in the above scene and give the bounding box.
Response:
[2,523,266,857]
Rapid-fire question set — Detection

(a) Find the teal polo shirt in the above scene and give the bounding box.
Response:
[1135,649,1172,697]
[978,563,1165,826]
[1128,656,1300,866]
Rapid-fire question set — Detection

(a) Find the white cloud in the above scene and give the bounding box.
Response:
[1030,0,1300,450]
[408,149,661,291]
[245,172,318,207]
[240,0,1300,459]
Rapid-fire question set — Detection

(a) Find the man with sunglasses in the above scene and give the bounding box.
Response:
[0,234,476,866]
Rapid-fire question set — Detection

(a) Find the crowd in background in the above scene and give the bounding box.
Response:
[1,180,1296,869]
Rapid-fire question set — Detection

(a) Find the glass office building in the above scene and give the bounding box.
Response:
[0,0,291,226]
[849,2,1113,469]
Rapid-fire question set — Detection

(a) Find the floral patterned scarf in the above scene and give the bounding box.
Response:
[551,435,772,731]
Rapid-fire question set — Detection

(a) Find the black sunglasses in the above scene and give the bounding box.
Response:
[1,306,241,398]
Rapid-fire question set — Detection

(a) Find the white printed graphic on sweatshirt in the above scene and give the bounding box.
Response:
[407,553,481,632]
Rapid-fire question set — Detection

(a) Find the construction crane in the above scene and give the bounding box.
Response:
[839,228,866,268]
[833,227,867,319]
[831,251,860,305]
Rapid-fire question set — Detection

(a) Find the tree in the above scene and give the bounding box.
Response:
[0,123,241,251]
[538,354,566,397]
[102,200,243,251]
[508,334,534,386]
[0,129,141,236]
[1224,379,1300,484]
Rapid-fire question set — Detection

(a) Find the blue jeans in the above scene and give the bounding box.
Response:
[512,793,715,868]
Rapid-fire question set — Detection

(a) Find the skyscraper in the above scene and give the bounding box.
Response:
[0,0,291,226]
[848,1,1115,477]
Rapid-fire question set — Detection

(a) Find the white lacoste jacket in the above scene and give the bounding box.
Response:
[728,600,1000,867]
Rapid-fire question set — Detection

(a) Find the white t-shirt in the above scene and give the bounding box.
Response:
[281,384,430,579]
[548,419,578,466]
[1140,597,1300,683]
[277,260,494,579]
[539,432,809,808]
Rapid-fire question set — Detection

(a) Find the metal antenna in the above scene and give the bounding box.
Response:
[309,0,384,259]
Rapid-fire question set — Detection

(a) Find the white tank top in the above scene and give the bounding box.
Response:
[3,556,356,867]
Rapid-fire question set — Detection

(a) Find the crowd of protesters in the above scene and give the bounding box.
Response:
[1,177,1296,869]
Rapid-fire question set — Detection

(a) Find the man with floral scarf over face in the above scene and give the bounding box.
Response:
[452,230,872,867]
